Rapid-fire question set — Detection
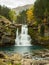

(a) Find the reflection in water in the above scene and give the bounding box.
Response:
[15,25,31,46]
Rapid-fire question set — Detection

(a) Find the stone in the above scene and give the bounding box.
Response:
[45,64,49,65]
[0,52,7,59]
[0,17,17,46]
[12,61,21,65]
[10,54,22,61]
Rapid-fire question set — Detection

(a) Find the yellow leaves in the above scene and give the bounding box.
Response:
[26,8,34,23]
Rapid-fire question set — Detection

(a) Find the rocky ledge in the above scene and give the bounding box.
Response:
[0,50,49,65]
[0,16,18,46]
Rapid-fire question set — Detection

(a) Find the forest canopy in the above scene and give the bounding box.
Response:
[34,0,49,24]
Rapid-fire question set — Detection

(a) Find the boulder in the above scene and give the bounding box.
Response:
[10,54,22,61]
[0,52,7,59]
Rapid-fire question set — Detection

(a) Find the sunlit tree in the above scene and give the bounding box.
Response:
[9,9,16,23]
[26,8,34,23]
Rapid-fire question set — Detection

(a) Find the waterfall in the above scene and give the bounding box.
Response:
[16,28,19,37]
[15,25,31,46]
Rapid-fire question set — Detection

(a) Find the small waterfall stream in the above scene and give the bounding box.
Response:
[15,25,31,46]
[0,25,44,54]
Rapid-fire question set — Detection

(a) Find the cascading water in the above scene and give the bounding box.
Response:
[15,25,31,46]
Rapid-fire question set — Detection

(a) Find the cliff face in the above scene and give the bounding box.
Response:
[0,16,16,46]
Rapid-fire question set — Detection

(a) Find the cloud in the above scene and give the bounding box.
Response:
[0,0,35,8]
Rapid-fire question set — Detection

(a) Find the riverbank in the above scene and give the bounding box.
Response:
[0,49,49,65]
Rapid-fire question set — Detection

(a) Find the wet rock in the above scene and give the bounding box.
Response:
[23,53,32,59]
[21,59,33,65]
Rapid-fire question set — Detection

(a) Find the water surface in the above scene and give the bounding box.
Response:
[0,46,45,54]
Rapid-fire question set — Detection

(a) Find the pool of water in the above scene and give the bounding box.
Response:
[0,45,45,54]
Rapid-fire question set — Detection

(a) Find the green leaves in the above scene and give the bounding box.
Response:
[34,0,49,24]
[9,10,16,22]
[17,10,27,24]
[0,5,10,20]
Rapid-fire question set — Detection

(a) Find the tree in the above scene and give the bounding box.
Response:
[2,6,10,19]
[17,10,27,24]
[26,8,34,23]
[34,0,49,24]
[0,5,10,20]
[9,10,16,23]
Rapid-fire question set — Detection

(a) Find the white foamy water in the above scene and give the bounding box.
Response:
[15,25,31,46]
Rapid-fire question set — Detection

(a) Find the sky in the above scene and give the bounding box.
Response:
[0,0,36,8]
